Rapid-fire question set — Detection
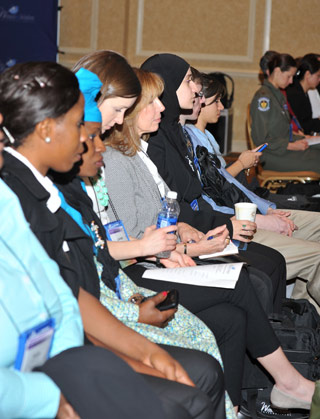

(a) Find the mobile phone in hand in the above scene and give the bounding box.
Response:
[156,289,179,311]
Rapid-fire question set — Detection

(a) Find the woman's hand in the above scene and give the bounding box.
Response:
[160,250,196,268]
[287,139,309,151]
[138,292,177,328]
[176,225,230,257]
[255,214,297,236]
[146,347,195,387]
[267,208,291,218]
[238,149,262,169]
[177,222,204,243]
[57,394,80,419]
[140,225,177,256]
[194,225,229,255]
[231,217,256,242]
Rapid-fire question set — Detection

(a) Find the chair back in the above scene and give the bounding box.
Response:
[246,104,256,150]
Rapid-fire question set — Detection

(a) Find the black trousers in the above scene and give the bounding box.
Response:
[241,241,286,313]
[125,264,280,405]
[40,345,225,419]
[147,345,226,419]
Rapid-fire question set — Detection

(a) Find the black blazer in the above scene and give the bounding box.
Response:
[148,129,234,236]
[2,151,104,299]
[286,79,320,135]
[53,175,120,293]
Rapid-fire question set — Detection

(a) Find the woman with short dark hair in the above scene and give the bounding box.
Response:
[250,52,320,172]
[286,53,320,135]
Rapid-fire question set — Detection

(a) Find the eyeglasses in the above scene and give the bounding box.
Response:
[195,91,204,99]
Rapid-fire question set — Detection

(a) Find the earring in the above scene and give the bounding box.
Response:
[45,137,51,143]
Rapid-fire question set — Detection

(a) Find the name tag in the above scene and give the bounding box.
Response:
[104,220,129,241]
[190,199,199,211]
[15,318,55,372]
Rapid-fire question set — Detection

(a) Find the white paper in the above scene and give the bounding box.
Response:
[142,262,243,289]
[306,136,320,146]
[199,240,239,259]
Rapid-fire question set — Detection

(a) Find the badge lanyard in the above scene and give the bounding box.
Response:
[83,183,125,300]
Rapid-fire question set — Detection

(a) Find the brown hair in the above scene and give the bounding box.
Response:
[106,68,164,156]
[72,50,141,105]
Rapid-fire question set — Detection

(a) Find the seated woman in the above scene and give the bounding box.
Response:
[286,53,320,135]
[259,50,304,135]
[0,60,228,419]
[0,119,170,419]
[250,52,320,172]
[185,72,320,310]
[100,66,314,410]
[186,68,262,179]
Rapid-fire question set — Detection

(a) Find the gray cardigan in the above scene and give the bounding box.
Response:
[102,146,169,238]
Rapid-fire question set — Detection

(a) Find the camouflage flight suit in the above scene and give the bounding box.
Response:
[250,80,320,172]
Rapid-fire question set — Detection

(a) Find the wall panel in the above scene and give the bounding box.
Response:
[59,0,320,151]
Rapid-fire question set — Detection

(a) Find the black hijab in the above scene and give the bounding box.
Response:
[142,53,189,125]
[141,54,190,159]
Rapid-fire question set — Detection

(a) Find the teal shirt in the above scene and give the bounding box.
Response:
[0,179,83,418]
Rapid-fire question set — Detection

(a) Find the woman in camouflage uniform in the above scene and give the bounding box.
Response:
[250,53,320,172]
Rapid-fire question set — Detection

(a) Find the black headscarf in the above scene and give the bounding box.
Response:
[141,54,194,187]
[142,53,189,126]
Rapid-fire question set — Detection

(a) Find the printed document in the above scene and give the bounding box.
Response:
[142,262,243,289]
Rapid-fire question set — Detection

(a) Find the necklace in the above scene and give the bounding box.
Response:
[90,173,109,207]
[90,221,105,250]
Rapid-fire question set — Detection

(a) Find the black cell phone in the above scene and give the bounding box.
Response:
[156,289,179,311]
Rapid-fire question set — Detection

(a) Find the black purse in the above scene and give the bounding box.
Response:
[196,145,251,207]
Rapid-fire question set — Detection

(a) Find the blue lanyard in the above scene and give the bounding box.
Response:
[55,186,97,255]
[292,115,302,131]
[114,273,122,300]
[289,123,293,142]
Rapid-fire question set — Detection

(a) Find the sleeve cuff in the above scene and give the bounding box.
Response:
[0,369,60,418]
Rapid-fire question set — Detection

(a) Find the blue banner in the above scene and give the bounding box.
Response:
[0,0,59,73]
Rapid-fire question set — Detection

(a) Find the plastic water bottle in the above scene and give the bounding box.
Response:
[156,191,180,258]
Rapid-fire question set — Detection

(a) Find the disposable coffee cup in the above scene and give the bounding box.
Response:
[234,203,257,222]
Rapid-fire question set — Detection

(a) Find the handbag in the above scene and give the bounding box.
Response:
[196,145,251,207]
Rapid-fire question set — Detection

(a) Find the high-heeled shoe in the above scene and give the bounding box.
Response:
[270,385,311,410]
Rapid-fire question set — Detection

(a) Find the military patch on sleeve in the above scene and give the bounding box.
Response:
[257,97,270,112]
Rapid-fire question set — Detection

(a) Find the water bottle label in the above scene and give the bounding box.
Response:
[156,215,177,229]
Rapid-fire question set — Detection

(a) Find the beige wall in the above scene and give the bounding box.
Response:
[59,0,320,151]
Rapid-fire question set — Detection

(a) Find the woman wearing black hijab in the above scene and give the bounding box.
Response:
[141,53,286,311]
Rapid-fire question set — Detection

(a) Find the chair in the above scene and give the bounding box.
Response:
[246,105,320,192]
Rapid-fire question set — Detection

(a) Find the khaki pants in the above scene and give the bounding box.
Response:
[253,209,320,311]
